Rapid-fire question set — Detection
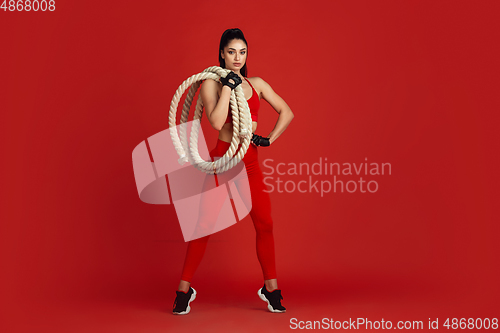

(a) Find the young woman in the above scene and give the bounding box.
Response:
[172,28,294,315]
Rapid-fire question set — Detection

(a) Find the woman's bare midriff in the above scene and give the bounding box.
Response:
[218,121,258,143]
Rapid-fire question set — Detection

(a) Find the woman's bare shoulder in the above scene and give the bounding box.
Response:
[201,78,221,94]
[247,77,272,96]
[202,78,221,88]
[247,76,266,85]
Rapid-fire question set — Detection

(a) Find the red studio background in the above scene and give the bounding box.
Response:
[1,1,499,332]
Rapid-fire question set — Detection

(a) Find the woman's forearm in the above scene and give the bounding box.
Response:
[267,108,294,144]
[209,85,232,131]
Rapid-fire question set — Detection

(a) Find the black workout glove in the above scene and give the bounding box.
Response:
[220,71,242,90]
[251,133,270,147]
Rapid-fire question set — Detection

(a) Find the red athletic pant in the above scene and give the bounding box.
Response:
[180,138,277,282]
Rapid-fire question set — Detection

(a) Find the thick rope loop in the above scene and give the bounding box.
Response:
[168,66,253,174]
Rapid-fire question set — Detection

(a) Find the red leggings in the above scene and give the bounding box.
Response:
[180,138,277,282]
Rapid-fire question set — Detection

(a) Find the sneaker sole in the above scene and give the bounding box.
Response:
[257,288,286,313]
[173,288,197,315]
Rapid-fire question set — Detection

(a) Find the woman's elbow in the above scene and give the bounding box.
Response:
[210,118,223,131]
[206,113,222,131]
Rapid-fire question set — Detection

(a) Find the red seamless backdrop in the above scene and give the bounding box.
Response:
[1,1,499,332]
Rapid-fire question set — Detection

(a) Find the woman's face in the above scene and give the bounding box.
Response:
[221,39,247,72]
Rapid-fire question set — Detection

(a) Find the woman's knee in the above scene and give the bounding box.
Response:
[252,214,274,234]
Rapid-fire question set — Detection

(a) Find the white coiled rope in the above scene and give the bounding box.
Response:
[168,66,253,174]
